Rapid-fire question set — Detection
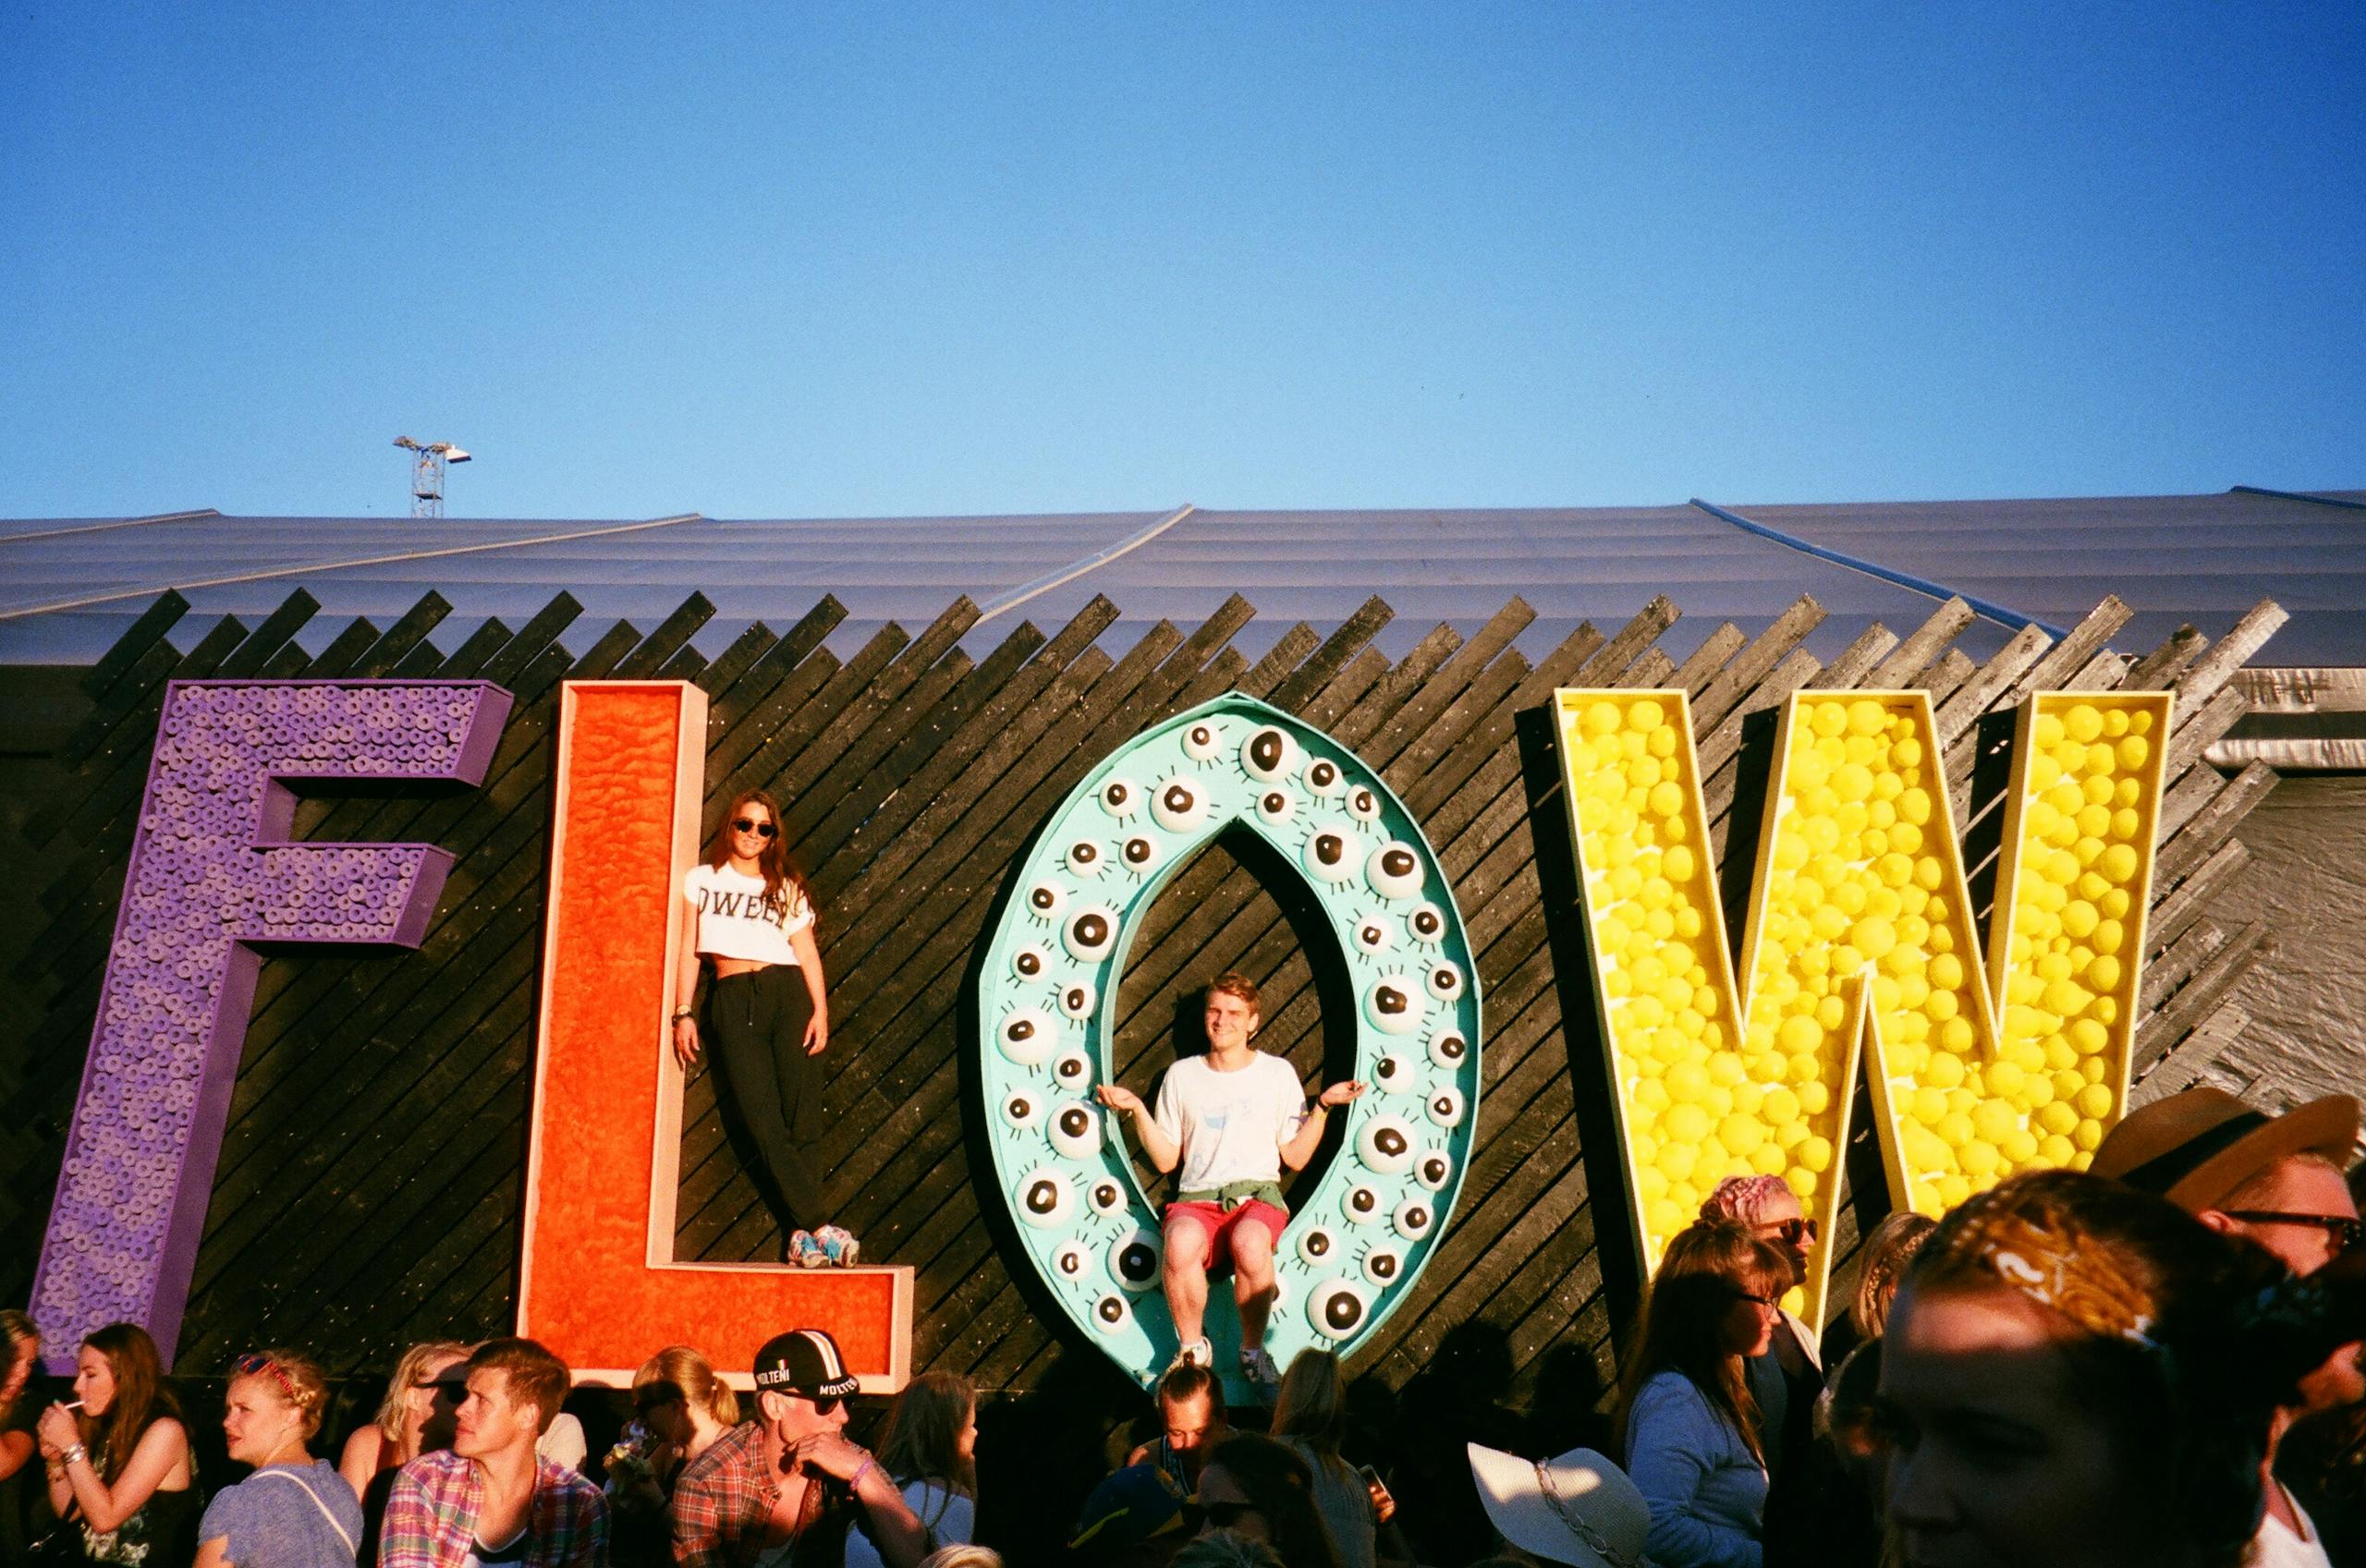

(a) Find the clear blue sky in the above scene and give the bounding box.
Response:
[5,2,2360,520]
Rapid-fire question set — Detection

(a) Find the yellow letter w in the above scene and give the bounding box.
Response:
[1552,688,2171,1325]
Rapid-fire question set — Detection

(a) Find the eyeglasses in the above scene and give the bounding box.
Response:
[732,818,777,839]
[2222,1210,2363,1256]
[235,1353,303,1407]
[1733,1289,1783,1311]
[1759,1217,1818,1247]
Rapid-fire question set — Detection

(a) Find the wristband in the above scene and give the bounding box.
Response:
[849,1456,877,1493]
[671,1007,695,1023]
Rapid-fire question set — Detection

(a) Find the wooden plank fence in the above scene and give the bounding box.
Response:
[0,585,2287,1414]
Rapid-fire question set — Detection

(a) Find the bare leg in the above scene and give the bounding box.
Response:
[1163,1214,1213,1345]
[1230,1219,1278,1351]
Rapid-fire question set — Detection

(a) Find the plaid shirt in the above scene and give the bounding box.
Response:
[381,1448,608,1568]
[671,1421,850,1568]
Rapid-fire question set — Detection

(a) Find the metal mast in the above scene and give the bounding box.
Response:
[393,436,471,518]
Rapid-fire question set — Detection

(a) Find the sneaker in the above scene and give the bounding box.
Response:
[1240,1346,1282,1403]
[814,1224,860,1267]
[787,1229,830,1269]
[1168,1336,1213,1373]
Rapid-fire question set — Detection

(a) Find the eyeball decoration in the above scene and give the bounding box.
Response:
[1307,1277,1372,1341]
[1110,1228,1164,1294]
[1393,1197,1437,1241]
[1305,824,1359,884]
[1098,777,1143,819]
[1356,1114,1417,1175]
[1048,1101,1100,1160]
[1120,834,1161,879]
[997,1008,1056,1067]
[1242,725,1299,783]
[1017,1169,1073,1229]
[1366,975,1423,1035]
[1152,777,1211,833]
[1366,843,1424,901]
[1065,905,1119,963]
[980,695,1481,1393]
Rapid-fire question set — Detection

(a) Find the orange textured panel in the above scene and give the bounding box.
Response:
[518,682,909,1385]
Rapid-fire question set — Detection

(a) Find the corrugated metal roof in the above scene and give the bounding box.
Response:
[0,489,2355,667]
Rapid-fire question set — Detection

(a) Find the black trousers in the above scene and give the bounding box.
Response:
[705,963,830,1229]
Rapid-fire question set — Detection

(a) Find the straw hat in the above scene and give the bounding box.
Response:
[1467,1442,1650,1568]
[2090,1087,2359,1211]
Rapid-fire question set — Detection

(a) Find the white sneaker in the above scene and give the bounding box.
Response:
[1169,1336,1213,1372]
[1241,1346,1282,1402]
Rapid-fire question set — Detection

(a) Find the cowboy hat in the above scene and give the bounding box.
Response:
[2091,1087,2359,1211]
[1467,1442,1650,1568]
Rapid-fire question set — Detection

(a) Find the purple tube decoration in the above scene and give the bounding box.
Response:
[30,679,513,1370]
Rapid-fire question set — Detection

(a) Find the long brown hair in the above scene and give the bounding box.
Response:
[1270,1348,1348,1468]
[1616,1220,1790,1465]
[79,1323,182,1483]
[876,1370,977,1501]
[703,788,812,918]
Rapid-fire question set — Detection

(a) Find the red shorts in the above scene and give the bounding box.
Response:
[1164,1199,1290,1273]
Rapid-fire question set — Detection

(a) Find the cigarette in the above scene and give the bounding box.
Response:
[60,1400,84,1411]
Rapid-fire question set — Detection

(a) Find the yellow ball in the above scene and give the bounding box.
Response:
[1649,780,1685,820]
[2117,735,2150,770]
[1925,1051,1967,1090]
[1720,1115,1768,1156]
[1972,1100,2018,1145]
[2073,1119,2105,1152]
[1779,1015,1823,1055]
[1848,699,1888,736]
[1798,1081,1831,1116]
[1629,699,1665,732]
[1960,1139,2003,1178]
[2100,843,2140,882]
[1664,1101,1711,1144]
[1799,1135,1835,1173]
[1583,700,1622,736]
[2075,1083,2115,1120]
[2065,705,2104,744]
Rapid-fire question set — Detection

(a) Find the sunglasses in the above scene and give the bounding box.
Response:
[732,817,777,839]
[1760,1217,1818,1247]
[235,1353,303,1407]
[2223,1210,2363,1256]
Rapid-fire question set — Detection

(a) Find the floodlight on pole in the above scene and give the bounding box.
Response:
[392,435,471,518]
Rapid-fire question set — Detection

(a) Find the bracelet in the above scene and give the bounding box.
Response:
[671,1007,695,1022]
[61,1442,87,1467]
[849,1456,877,1493]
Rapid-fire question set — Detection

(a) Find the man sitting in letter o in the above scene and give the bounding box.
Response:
[1096,972,1364,1400]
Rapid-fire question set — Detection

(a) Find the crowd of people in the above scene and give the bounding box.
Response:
[6,908,2363,1568]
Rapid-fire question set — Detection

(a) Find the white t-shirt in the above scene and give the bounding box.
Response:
[2252,1489,2334,1568]
[684,862,814,966]
[1154,1052,1308,1193]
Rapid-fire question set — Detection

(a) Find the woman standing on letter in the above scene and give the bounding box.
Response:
[673,788,855,1266]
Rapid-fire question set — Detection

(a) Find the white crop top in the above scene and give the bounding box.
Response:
[683,862,814,966]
